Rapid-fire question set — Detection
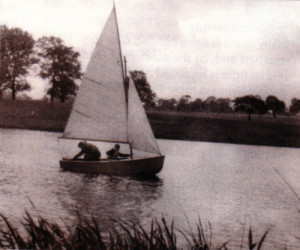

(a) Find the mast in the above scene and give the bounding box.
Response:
[124,56,133,158]
[114,4,133,158]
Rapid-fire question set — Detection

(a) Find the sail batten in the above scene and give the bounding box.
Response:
[82,76,103,85]
[98,44,115,52]
[73,109,90,118]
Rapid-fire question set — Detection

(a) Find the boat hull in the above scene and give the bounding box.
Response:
[60,155,164,176]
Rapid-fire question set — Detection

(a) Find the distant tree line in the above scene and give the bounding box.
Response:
[156,95,232,113]
[155,94,300,119]
[2,25,300,119]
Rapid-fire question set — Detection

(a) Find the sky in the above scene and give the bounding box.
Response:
[1,0,300,105]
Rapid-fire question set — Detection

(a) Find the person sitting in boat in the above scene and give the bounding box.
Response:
[106,144,130,160]
[72,141,101,161]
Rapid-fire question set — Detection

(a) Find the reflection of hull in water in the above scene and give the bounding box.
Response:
[60,156,164,176]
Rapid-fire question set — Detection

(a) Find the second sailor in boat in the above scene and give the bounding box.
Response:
[72,141,101,161]
[106,144,130,160]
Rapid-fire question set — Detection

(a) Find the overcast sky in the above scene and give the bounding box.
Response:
[1,0,300,104]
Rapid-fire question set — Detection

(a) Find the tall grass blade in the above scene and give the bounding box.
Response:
[248,227,256,250]
[0,213,26,249]
[257,229,269,250]
[239,224,245,250]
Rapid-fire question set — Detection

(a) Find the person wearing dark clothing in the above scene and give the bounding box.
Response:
[73,141,101,161]
[106,144,130,160]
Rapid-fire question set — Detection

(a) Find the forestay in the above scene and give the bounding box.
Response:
[62,7,128,143]
[128,77,161,155]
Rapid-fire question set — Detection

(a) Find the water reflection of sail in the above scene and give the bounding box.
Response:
[60,174,163,231]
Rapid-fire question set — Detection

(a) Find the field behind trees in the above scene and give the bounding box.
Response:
[1,99,300,148]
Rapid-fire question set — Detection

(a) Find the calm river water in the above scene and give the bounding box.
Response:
[0,128,300,249]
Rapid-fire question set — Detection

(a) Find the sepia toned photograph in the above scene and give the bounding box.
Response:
[0,0,300,249]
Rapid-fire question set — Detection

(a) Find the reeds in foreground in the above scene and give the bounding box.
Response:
[0,211,268,249]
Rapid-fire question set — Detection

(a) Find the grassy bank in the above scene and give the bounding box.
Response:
[0,100,71,132]
[0,211,269,249]
[1,100,300,148]
[148,111,300,148]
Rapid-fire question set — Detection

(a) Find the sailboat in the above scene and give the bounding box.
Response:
[59,6,164,175]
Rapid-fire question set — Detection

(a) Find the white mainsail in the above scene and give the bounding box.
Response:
[128,77,161,155]
[62,7,128,143]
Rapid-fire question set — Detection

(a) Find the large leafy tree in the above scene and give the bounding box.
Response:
[177,95,191,111]
[190,98,203,112]
[202,96,217,112]
[157,98,177,111]
[289,98,300,113]
[214,98,232,113]
[233,95,267,120]
[36,36,81,102]
[0,55,9,96]
[130,71,156,110]
[265,95,285,118]
[201,96,232,113]
[0,25,38,99]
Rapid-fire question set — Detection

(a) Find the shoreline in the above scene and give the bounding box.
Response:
[1,100,300,148]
